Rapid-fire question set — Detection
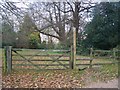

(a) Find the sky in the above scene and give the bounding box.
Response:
[0,0,120,8]
[7,0,120,2]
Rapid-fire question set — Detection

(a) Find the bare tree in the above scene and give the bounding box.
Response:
[0,1,96,47]
[54,1,96,40]
[28,1,96,46]
[28,2,72,46]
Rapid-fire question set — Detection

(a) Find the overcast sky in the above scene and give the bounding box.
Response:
[0,0,120,3]
[0,0,120,8]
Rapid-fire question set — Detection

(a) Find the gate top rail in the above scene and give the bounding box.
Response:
[12,48,70,52]
[12,49,22,51]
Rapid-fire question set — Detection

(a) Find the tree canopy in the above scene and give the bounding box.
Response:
[84,2,120,50]
[2,17,17,47]
[17,14,41,48]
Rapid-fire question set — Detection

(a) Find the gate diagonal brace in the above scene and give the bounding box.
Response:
[50,54,69,69]
[20,50,43,65]
[42,50,67,69]
[42,54,69,69]
[12,50,41,70]
[27,50,43,60]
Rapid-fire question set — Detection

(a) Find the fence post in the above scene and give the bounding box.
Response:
[5,46,12,73]
[89,48,93,68]
[113,48,116,60]
[90,48,93,57]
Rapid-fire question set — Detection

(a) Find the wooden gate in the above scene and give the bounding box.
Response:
[4,46,94,73]
[4,46,71,72]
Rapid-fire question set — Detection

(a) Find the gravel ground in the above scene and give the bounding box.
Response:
[84,78,118,88]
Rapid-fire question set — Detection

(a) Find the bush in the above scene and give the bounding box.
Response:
[39,41,47,49]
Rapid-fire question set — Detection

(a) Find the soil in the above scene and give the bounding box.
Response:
[84,78,118,88]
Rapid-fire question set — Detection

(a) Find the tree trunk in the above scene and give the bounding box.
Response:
[73,2,80,40]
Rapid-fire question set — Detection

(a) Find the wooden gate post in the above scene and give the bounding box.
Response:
[70,46,73,69]
[4,46,7,73]
[5,46,12,73]
[72,27,76,69]
[70,27,76,69]
[73,27,76,69]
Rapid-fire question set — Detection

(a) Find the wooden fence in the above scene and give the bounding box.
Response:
[4,46,119,73]
[91,48,120,59]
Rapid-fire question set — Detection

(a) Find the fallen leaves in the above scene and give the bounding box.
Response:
[2,70,84,88]
[2,64,118,88]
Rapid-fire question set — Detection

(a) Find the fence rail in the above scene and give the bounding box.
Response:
[12,64,70,66]
[12,54,70,57]
[91,48,120,59]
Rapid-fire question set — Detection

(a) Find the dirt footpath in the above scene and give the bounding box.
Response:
[84,78,118,88]
[0,68,2,89]
[0,63,2,89]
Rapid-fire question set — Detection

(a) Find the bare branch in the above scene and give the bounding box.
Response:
[54,2,73,13]
[79,5,95,12]
[67,2,74,12]
[40,31,60,39]
[34,24,52,32]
